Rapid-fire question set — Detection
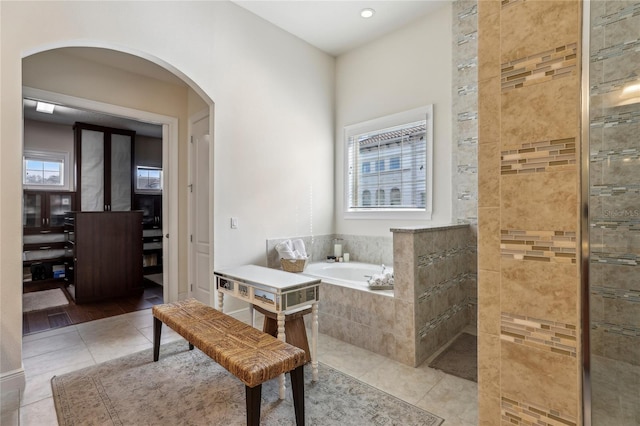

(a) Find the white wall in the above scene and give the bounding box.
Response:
[335,3,453,236]
[23,119,75,191]
[0,1,334,383]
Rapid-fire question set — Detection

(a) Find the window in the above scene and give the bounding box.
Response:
[136,166,163,193]
[362,190,372,206]
[344,105,433,219]
[389,157,400,170]
[390,188,401,205]
[23,150,68,189]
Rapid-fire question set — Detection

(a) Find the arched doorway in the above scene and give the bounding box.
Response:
[21,46,214,330]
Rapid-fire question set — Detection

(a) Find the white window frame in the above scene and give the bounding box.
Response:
[135,165,163,194]
[23,149,70,191]
[343,105,433,220]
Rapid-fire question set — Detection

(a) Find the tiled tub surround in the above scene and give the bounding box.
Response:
[393,224,477,367]
[266,234,393,269]
[267,226,476,367]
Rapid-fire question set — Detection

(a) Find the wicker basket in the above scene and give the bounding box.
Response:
[280,258,307,273]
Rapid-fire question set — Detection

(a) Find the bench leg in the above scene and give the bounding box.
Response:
[245,384,262,426]
[290,365,305,426]
[153,317,162,362]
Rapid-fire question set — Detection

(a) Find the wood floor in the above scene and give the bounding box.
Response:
[23,279,164,336]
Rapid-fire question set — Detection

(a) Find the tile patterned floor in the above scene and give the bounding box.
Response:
[2,309,478,426]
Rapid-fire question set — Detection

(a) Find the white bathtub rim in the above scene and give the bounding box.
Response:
[302,261,394,296]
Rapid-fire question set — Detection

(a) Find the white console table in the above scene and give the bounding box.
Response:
[213,264,321,399]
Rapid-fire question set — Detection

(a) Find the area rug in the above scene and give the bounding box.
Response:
[23,288,69,312]
[52,341,444,425]
[428,332,477,382]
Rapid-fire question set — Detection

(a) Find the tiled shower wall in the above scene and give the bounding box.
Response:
[453,0,479,226]
[477,1,582,425]
[266,234,392,269]
[453,0,479,335]
[589,0,640,367]
[393,225,477,367]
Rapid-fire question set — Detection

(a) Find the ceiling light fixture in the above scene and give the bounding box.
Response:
[360,8,375,18]
[36,101,55,114]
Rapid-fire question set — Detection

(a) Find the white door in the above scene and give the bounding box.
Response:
[189,112,212,305]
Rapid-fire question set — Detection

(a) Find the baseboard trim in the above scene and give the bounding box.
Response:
[0,367,26,396]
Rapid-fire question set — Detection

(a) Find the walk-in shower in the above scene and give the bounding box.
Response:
[584,2,640,424]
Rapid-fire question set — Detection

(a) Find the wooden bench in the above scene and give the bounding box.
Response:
[152,299,306,426]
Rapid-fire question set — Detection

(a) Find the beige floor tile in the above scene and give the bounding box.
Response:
[22,330,85,360]
[16,306,479,425]
[415,374,477,423]
[20,397,58,426]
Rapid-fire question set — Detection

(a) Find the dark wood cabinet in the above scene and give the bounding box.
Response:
[134,194,163,274]
[23,191,75,234]
[23,191,75,285]
[74,123,135,212]
[65,211,143,304]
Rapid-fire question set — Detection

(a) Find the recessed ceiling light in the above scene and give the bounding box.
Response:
[36,101,55,114]
[360,8,375,19]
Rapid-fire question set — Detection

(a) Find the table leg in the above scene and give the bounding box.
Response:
[277,311,286,400]
[218,291,224,311]
[249,304,255,328]
[312,302,319,382]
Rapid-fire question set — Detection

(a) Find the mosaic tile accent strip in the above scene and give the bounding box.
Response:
[591,252,640,266]
[501,313,578,357]
[592,321,640,337]
[458,191,477,201]
[591,38,640,63]
[591,184,640,197]
[419,301,470,339]
[592,285,640,302]
[458,3,477,20]
[501,138,576,175]
[593,2,640,29]
[457,30,477,46]
[591,217,640,231]
[457,57,478,72]
[458,136,478,146]
[418,272,477,302]
[500,230,577,263]
[590,110,640,128]
[457,84,478,96]
[417,246,477,268]
[501,394,577,426]
[458,111,478,121]
[591,148,640,164]
[591,75,640,97]
[501,44,577,92]
[458,164,478,174]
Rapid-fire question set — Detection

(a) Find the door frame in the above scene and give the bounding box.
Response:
[23,86,179,303]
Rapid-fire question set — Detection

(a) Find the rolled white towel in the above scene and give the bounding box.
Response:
[276,240,297,260]
[292,239,307,259]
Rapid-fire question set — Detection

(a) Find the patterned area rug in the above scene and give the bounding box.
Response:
[52,341,444,425]
[428,332,477,382]
[23,288,69,312]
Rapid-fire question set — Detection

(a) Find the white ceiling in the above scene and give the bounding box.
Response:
[24,1,448,135]
[232,0,449,56]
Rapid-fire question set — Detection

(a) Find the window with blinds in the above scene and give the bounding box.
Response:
[344,105,433,219]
